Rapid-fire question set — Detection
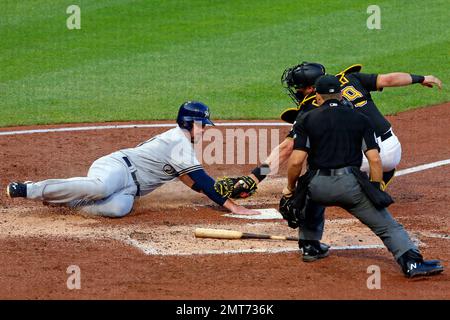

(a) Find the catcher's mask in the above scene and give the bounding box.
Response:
[176,100,215,131]
[281,62,326,104]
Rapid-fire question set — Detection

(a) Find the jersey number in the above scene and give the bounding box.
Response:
[341,86,367,107]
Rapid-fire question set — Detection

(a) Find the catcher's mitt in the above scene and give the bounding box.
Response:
[214,176,257,199]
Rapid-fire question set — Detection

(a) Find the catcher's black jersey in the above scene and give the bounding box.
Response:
[285,93,319,139]
[337,72,391,137]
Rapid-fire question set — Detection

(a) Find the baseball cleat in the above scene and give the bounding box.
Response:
[6,182,28,198]
[300,240,330,262]
[404,261,444,278]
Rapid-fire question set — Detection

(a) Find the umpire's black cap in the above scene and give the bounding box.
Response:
[315,75,341,94]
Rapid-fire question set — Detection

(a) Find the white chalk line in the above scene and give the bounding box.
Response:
[127,244,386,256]
[395,159,450,176]
[120,237,159,255]
[414,232,450,240]
[0,122,291,136]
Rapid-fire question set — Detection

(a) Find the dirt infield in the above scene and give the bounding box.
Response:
[0,103,449,299]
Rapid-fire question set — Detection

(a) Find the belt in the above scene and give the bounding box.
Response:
[122,156,141,197]
[317,166,354,176]
[380,129,393,142]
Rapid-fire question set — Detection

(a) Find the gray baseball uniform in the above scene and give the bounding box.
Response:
[26,126,201,217]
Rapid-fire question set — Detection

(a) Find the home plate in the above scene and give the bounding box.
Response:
[224,208,283,219]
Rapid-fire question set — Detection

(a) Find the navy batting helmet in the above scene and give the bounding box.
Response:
[176,101,215,131]
[281,62,326,104]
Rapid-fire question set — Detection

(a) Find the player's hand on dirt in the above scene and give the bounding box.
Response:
[422,75,442,89]
[230,204,261,216]
[223,199,260,215]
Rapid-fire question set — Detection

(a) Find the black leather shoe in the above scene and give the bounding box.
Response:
[6,182,28,198]
[404,260,444,278]
[300,240,330,262]
[397,249,444,278]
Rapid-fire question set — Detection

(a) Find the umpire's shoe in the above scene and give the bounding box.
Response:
[300,240,330,262]
[398,249,444,278]
[404,260,444,278]
[6,182,28,198]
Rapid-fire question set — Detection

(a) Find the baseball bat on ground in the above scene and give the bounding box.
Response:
[194,228,299,241]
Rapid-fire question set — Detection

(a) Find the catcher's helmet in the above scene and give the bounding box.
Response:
[281,62,326,104]
[176,101,215,131]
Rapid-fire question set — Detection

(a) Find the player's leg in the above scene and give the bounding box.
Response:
[379,132,402,187]
[70,192,135,218]
[298,199,325,240]
[346,190,416,260]
[309,174,415,259]
[308,173,442,276]
[300,176,347,261]
[297,200,328,262]
[361,133,402,187]
[345,182,442,276]
[22,155,132,204]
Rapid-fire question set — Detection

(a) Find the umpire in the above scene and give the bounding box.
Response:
[283,75,443,278]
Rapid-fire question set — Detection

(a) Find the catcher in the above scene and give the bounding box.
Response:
[215,61,443,260]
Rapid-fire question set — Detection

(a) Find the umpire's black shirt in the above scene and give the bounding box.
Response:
[293,99,379,170]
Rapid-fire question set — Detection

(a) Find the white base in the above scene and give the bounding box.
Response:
[224,208,282,220]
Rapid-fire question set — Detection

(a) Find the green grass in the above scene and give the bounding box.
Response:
[1,0,449,126]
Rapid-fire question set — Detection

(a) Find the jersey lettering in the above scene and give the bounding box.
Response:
[341,86,367,108]
[337,74,349,86]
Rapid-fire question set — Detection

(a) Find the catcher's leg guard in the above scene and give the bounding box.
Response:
[383,169,396,189]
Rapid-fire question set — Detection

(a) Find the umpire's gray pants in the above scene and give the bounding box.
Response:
[306,173,417,259]
[26,154,137,218]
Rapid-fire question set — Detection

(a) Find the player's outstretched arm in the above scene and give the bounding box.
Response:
[180,169,260,215]
[377,73,442,89]
[257,137,295,179]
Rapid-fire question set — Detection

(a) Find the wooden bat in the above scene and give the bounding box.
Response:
[194,228,299,241]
